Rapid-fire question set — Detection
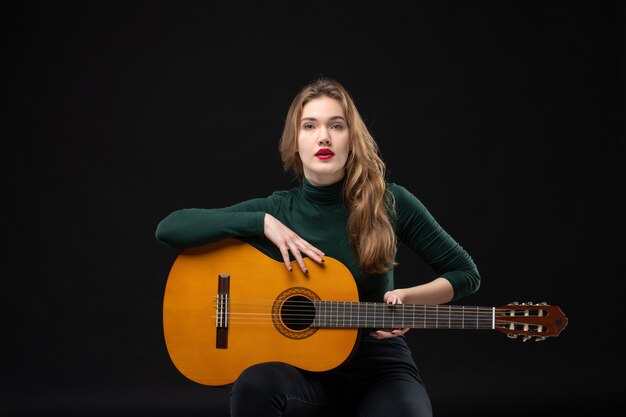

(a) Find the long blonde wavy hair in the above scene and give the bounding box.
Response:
[279,78,397,274]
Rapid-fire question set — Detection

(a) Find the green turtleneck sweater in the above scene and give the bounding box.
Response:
[155,179,480,303]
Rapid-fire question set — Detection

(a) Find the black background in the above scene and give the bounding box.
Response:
[4,2,623,416]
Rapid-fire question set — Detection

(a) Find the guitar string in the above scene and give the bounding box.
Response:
[209,316,529,323]
[218,299,544,312]
[216,304,545,318]
[218,309,523,320]
[214,304,544,320]
[205,320,543,330]
[210,310,544,328]
[216,297,549,313]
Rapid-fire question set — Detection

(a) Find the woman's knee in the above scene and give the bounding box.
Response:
[231,362,297,403]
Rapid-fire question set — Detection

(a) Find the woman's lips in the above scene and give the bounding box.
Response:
[315,148,334,160]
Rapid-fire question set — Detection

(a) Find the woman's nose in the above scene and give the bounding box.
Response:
[318,137,331,146]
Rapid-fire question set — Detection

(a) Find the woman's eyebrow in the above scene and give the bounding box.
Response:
[301,116,346,121]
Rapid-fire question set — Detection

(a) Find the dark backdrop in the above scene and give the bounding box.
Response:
[4,2,623,416]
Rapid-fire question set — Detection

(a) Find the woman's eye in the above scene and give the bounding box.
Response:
[303,123,314,130]
[331,123,344,130]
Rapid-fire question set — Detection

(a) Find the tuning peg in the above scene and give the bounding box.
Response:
[508,301,519,306]
[534,336,546,342]
[522,335,532,342]
[507,333,518,339]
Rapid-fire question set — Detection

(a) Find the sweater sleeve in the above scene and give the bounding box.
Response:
[155,197,272,249]
[389,183,480,301]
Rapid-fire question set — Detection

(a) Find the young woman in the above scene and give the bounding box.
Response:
[156,77,480,417]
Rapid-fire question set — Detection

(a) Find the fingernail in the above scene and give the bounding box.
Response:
[320,258,325,263]
[288,266,292,271]
[304,268,308,274]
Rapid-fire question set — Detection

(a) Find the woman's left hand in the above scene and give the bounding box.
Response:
[369,290,410,339]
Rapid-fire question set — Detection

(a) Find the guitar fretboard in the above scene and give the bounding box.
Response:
[311,301,495,329]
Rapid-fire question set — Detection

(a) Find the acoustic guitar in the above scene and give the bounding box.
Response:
[162,238,568,386]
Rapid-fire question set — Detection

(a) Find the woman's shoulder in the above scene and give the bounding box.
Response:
[265,183,301,202]
[386,182,417,200]
[386,182,428,211]
[268,183,299,197]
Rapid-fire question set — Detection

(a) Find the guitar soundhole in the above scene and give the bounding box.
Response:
[272,287,320,340]
[281,296,315,331]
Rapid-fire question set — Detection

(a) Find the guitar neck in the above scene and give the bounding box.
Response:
[311,301,496,330]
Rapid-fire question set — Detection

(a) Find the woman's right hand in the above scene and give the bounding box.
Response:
[264,213,325,273]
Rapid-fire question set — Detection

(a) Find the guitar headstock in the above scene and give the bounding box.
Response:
[495,302,568,341]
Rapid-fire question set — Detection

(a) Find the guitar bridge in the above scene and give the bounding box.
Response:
[216,274,230,349]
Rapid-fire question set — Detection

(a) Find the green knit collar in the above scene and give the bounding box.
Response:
[301,177,345,206]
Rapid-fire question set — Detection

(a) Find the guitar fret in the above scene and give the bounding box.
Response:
[341,301,346,327]
[336,301,340,328]
[317,301,322,327]
[325,301,329,327]
[361,302,367,327]
[339,302,344,328]
[371,302,375,328]
[476,306,480,329]
[351,302,354,328]
[337,301,341,328]
[328,301,332,327]
[461,306,465,329]
[373,302,377,328]
[372,303,376,328]
[316,301,321,327]
[382,303,385,328]
[315,301,319,327]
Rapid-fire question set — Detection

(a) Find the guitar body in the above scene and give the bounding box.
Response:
[163,238,360,386]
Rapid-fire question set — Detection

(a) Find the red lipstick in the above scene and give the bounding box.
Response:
[315,148,334,160]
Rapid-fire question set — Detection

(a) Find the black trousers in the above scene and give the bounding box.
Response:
[230,335,432,417]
